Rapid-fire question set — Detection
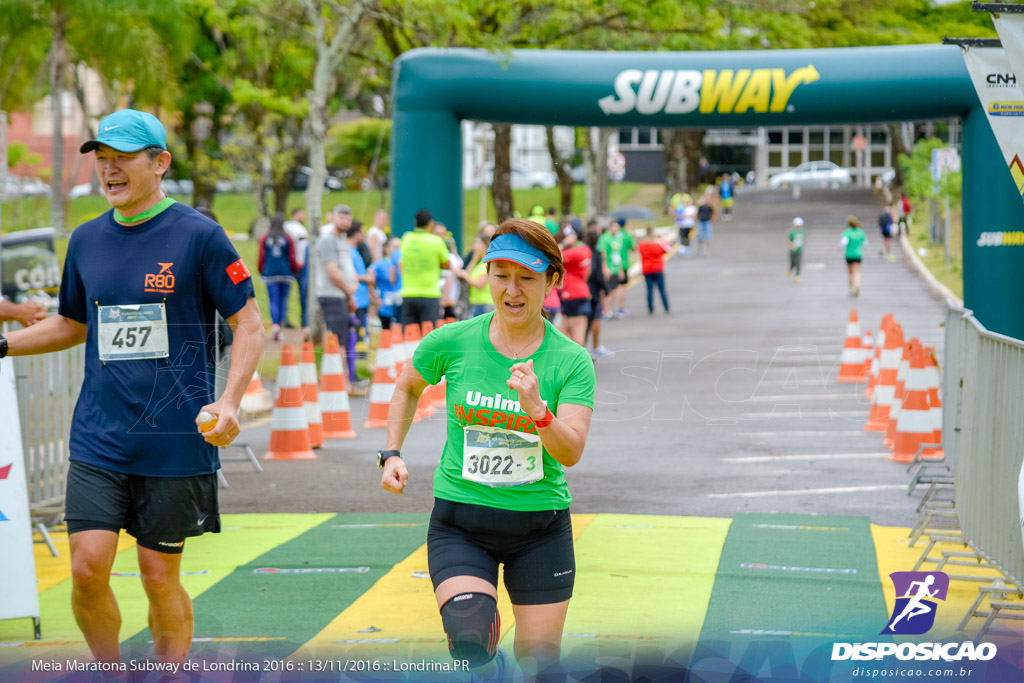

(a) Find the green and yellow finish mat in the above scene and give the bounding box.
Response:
[1,512,1021,681]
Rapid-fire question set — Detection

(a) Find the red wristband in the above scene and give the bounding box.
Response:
[532,407,554,429]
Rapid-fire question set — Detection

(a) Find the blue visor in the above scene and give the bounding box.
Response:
[80,109,167,154]
[482,233,550,273]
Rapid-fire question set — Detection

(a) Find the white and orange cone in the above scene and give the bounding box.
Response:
[885,339,914,448]
[417,320,437,417]
[890,341,939,462]
[320,334,356,439]
[239,369,274,416]
[390,323,408,378]
[364,327,398,428]
[866,315,894,397]
[837,310,865,383]
[866,323,903,431]
[924,345,943,456]
[861,329,873,379]
[265,345,316,460]
[299,342,324,448]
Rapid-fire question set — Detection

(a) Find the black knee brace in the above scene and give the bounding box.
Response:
[439,592,500,667]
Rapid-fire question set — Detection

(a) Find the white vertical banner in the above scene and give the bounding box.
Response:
[0,357,41,629]
[993,14,1024,88]
[961,46,1024,202]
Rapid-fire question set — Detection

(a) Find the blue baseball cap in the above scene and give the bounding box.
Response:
[482,233,550,273]
[80,109,167,154]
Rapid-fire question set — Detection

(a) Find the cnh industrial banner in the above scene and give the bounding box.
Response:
[962,46,1024,203]
[0,357,40,630]
[993,13,1024,94]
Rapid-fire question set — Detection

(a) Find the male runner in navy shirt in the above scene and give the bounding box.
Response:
[0,110,264,666]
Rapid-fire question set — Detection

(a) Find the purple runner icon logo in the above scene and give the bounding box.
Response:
[882,571,949,635]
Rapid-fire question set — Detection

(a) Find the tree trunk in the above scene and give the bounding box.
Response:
[661,129,687,213]
[683,130,704,190]
[492,122,513,222]
[50,9,68,235]
[545,125,573,217]
[301,0,368,343]
[584,127,611,219]
[886,122,910,189]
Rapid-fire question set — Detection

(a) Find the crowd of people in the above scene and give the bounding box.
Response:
[260,200,687,365]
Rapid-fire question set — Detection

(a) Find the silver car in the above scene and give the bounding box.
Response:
[768,161,853,189]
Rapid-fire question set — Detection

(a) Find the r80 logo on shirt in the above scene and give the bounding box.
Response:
[144,262,175,293]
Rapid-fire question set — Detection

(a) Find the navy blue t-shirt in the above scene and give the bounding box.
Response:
[58,203,255,477]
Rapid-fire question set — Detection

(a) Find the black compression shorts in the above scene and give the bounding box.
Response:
[427,498,575,605]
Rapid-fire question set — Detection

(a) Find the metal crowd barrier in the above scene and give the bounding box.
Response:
[943,305,1024,589]
[3,331,84,513]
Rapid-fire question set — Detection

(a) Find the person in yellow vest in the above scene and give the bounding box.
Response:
[399,209,450,327]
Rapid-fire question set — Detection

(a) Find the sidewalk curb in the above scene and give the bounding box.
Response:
[898,233,963,309]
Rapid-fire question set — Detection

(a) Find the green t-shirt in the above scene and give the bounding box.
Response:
[400,228,449,298]
[544,217,559,236]
[467,261,491,305]
[597,230,635,274]
[412,312,596,511]
[788,228,805,252]
[842,227,867,260]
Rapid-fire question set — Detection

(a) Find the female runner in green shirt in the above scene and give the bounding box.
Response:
[380,218,596,682]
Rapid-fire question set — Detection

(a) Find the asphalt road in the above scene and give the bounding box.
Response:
[219,187,947,527]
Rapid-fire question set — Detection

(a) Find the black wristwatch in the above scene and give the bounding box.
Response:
[377,449,401,468]
[0,334,8,359]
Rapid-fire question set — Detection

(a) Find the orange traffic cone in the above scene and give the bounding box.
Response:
[265,345,316,460]
[924,346,943,455]
[299,342,324,448]
[320,334,356,439]
[364,327,398,428]
[890,342,938,462]
[866,323,903,430]
[837,310,865,382]
[861,329,873,379]
[403,322,421,370]
[419,321,438,417]
[885,340,914,448]
[411,322,433,419]
[865,315,894,397]
[390,323,408,378]
[239,369,274,416]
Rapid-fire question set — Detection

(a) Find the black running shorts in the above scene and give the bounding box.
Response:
[427,498,575,605]
[560,298,591,318]
[402,297,441,328]
[65,460,220,554]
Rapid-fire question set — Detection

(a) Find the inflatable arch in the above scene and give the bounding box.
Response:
[390,45,1023,337]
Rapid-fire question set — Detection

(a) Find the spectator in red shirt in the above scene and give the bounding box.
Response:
[558,227,592,346]
[638,227,671,314]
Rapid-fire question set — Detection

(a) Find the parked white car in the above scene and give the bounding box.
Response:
[470,164,558,190]
[768,161,853,189]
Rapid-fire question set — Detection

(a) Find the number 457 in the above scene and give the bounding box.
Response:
[112,326,152,348]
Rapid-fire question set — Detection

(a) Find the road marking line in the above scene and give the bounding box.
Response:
[240,417,272,432]
[722,453,890,463]
[741,410,866,418]
[743,393,868,401]
[707,484,905,499]
[741,562,857,574]
[738,431,869,437]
